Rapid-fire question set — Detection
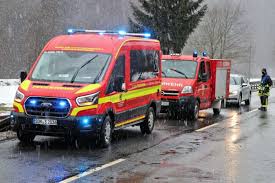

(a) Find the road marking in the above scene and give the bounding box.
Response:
[247,108,258,114]
[59,158,125,183]
[196,108,259,132]
[195,123,219,132]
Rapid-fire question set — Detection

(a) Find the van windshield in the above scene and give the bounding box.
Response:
[31,51,111,83]
[230,76,241,85]
[162,60,197,79]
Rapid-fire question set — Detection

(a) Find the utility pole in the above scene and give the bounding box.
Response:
[248,42,252,81]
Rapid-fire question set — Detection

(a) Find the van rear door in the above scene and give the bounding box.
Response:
[210,59,231,101]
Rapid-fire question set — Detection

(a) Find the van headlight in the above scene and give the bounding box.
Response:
[182,86,193,94]
[76,92,99,106]
[15,90,25,102]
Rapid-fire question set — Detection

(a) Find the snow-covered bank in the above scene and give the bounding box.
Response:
[0,79,19,107]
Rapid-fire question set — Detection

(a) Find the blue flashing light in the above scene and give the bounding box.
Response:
[118,30,127,36]
[59,101,67,108]
[67,28,85,35]
[144,33,151,38]
[29,99,37,105]
[202,51,207,57]
[82,118,89,124]
[193,51,198,57]
[80,117,92,128]
[67,29,74,34]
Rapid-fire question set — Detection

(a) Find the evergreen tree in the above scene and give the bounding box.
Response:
[129,0,207,54]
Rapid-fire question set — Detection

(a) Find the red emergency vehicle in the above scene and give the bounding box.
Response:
[161,52,231,120]
[11,29,162,147]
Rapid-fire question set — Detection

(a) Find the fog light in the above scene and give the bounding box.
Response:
[80,117,92,128]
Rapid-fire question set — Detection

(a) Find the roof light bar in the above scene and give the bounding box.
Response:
[193,51,198,58]
[170,53,181,56]
[67,29,151,38]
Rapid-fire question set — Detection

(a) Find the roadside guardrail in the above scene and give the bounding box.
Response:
[0,116,10,132]
[250,78,275,92]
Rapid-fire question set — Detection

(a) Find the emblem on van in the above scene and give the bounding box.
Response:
[162,82,183,87]
[41,102,53,108]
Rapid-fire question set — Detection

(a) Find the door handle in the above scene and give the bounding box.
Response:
[119,94,123,101]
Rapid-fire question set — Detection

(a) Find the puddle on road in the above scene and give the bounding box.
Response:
[109,172,148,183]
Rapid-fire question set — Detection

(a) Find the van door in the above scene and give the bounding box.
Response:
[105,54,128,124]
[127,49,160,119]
[197,61,209,109]
[205,60,212,108]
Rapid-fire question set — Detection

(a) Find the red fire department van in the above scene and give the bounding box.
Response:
[161,52,230,120]
[11,29,162,147]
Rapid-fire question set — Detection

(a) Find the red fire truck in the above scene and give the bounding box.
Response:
[161,52,231,120]
[11,29,162,147]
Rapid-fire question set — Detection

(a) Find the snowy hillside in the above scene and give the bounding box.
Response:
[0,79,19,107]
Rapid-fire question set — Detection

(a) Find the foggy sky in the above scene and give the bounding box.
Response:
[0,0,275,78]
[244,0,275,76]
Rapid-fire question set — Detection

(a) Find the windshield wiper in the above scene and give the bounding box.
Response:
[162,71,167,77]
[70,55,98,83]
[92,56,110,83]
[169,68,188,78]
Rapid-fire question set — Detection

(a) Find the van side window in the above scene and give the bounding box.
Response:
[206,62,211,80]
[198,61,206,81]
[130,50,159,82]
[106,55,125,94]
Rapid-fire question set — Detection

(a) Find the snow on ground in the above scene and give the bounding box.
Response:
[0,79,19,107]
[0,131,16,141]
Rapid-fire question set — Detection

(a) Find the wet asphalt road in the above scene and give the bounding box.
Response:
[0,92,269,183]
[98,95,275,183]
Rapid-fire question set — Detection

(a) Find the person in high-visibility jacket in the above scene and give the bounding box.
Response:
[258,68,273,111]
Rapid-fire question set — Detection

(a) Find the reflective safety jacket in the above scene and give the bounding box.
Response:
[258,84,270,96]
[261,74,272,87]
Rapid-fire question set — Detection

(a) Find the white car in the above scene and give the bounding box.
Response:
[226,74,252,107]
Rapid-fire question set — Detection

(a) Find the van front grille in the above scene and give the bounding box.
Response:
[161,90,179,96]
[24,97,71,118]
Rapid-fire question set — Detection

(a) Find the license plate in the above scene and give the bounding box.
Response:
[33,118,58,126]
[161,101,169,106]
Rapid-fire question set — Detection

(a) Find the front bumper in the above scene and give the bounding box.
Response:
[10,112,104,137]
[161,96,196,114]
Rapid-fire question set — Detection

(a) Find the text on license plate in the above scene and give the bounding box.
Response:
[33,119,58,126]
[161,101,169,106]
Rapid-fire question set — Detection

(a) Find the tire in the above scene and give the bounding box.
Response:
[65,135,82,149]
[237,94,242,107]
[213,108,221,115]
[140,107,155,134]
[168,110,179,120]
[188,100,199,121]
[99,115,112,148]
[245,93,251,105]
[17,129,35,143]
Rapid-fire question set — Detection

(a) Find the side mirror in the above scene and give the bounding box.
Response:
[114,76,125,92]
[20,71,27,83]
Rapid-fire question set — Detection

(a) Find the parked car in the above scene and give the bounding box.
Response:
[226,74,251,107]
